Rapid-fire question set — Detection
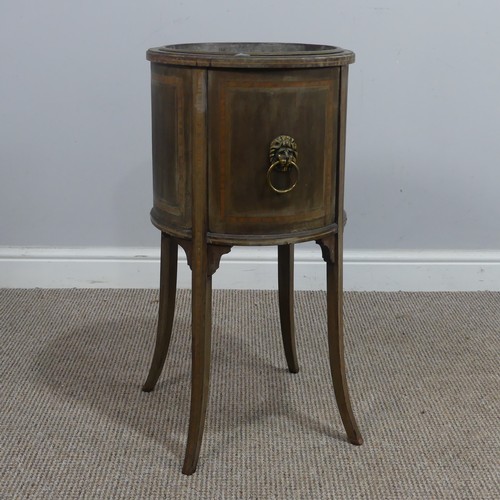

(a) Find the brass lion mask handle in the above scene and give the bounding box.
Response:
[267,135,299,194]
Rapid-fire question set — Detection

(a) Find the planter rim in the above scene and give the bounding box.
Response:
[147,42,355,68]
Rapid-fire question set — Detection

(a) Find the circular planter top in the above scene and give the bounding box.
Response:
[147,42,355,68]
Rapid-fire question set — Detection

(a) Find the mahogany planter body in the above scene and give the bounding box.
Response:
[148,42,354,245]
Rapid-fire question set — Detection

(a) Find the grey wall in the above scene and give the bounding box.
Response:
[1,1,499,250]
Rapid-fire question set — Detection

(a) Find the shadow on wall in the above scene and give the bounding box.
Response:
[112,159,158,247]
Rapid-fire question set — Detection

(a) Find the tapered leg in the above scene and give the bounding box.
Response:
[182,245,213,475]
[278,244,299,373]
[324,233,363,445]
[143,232,178,392]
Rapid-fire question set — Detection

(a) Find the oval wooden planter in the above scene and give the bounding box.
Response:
[143,42,362,475]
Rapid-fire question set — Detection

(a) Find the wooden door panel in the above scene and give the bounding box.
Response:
[150,64,193,232]
[208,68,339,235]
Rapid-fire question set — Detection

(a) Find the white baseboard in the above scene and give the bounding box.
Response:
[0,246,499,291]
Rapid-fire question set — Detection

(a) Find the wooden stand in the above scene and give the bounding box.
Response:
[142,42,363,474]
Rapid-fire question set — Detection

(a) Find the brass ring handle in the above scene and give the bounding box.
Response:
[267,160,299,194]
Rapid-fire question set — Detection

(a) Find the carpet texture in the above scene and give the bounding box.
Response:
[0,289,498,499]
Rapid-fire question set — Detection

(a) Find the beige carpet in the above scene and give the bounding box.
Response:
[0,289,498,499]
